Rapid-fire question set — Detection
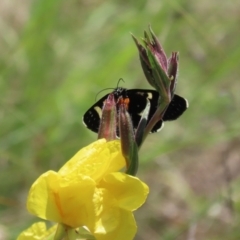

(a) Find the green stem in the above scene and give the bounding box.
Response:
[140,100,169,147]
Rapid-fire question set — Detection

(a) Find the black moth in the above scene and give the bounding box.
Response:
[83,88,188,133]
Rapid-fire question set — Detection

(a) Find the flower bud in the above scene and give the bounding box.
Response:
[132,26,186,143]
[98,93,117,141]
[168,52,179,95]
[132,26,172,98]
[118,97,138,176]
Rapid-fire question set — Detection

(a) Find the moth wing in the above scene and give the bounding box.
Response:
[82,94,109,133]
[127,89,160,131]
[163,94,188,121]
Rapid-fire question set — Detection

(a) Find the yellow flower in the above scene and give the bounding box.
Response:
[27,139,149,240]
[17,222,57,240]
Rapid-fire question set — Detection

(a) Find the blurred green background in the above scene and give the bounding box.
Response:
[1,0,240,239]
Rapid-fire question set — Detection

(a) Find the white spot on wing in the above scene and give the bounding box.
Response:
[138,110,143,117]
[94,106,102,118]
[135,92,152,100]
[147,92,153,99]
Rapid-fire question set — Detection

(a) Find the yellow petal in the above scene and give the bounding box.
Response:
[27,171,62,222]
[94,209,137,240]
[91,188,119,234]
[105,140,126,173]
[27,171,96,228]
[57,177,96,228]
[17,222,57,240]
[99,172,149,211]
[58,139,125,183]
[59,139,110,182]
[90,187,137,240]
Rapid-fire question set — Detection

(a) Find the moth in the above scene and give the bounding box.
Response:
[83,87,188,133]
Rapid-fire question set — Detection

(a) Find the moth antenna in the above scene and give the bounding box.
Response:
[95,78,125,102]
[95,87,115,102]
[117,78,125,88]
